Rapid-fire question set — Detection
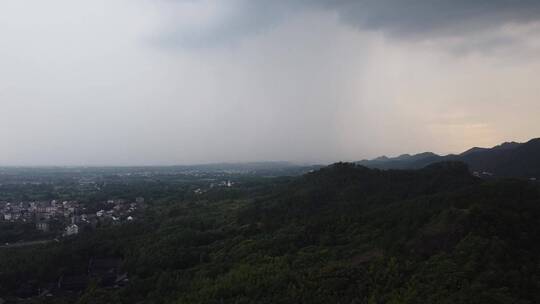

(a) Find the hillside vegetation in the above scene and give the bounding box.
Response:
[1,162,540,303]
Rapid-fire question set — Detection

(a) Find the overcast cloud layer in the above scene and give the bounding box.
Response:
[1,0,540,165]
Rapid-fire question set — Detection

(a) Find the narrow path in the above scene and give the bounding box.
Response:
[0,239,57,249]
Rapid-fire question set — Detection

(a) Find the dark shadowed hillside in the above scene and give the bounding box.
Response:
[358,138,540,179]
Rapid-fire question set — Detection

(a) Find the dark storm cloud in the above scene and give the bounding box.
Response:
[161,0,540,48]
[323,0,540,37]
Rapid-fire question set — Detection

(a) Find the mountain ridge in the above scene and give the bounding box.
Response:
[357,138,540,178]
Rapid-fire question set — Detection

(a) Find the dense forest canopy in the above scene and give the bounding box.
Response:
[1,162,540,303]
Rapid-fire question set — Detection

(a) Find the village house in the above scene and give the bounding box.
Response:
[64,224,79,236]
[36,221,50,232]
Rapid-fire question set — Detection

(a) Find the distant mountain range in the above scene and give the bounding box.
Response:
[357,138,540,178]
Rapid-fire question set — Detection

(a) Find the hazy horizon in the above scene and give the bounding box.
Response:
[1,137,536,168]
[2,1,540,166]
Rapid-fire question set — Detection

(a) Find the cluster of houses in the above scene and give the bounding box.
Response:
[211,180,234,188]
[92,197,146,227]
[0,200,80,229]
[472,171,538,181]
[194,180,234,194]
[0,197,146,238]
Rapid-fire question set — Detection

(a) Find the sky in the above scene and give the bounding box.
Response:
[1,0,540,166]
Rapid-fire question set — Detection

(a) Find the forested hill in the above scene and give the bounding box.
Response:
[236,162,540,303]
[2,162,540,303]
[240,161,479,227]
[357,137,540,179]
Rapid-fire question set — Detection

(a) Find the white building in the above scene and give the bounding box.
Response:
[64,224,79,236]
